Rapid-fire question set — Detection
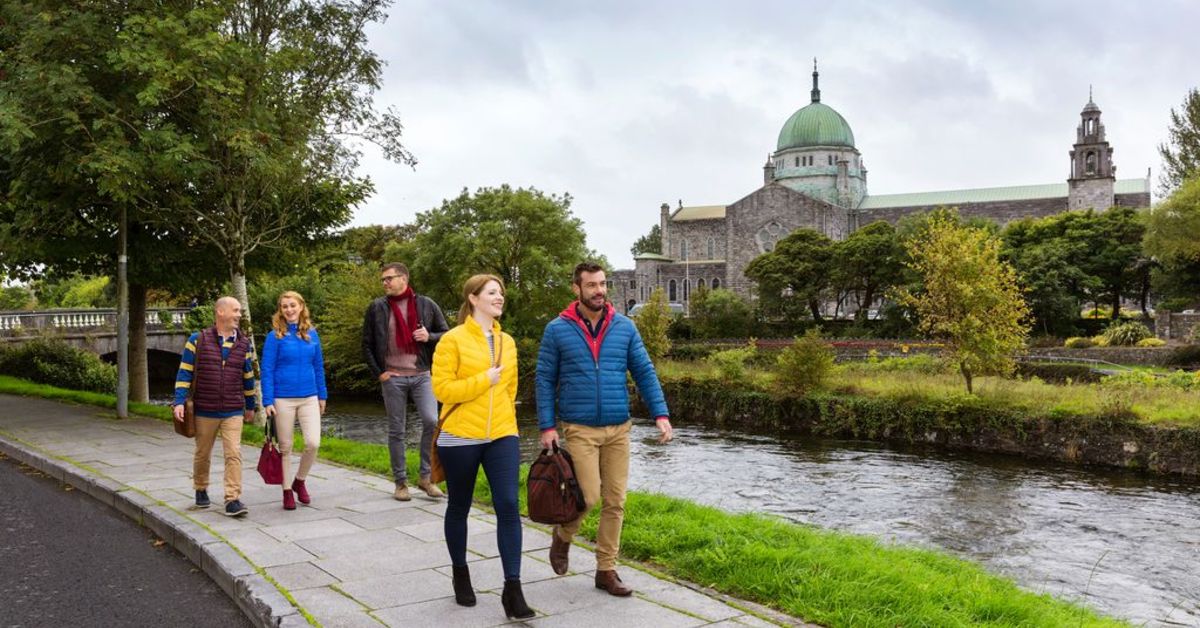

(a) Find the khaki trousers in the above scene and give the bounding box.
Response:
[193,415,244,502]
[274,396,321,487]
[557,421,630,571]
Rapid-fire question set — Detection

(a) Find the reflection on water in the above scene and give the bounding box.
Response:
[321,399,1200,625]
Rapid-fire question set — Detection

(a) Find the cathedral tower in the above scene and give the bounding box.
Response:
[1068,90,1116,211]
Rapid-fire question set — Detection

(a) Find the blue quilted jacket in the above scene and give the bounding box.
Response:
[536,302,669,431]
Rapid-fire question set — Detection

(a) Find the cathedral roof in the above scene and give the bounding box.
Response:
[859,178,1149,210]
[777,102,856,151]
[671,204,726,221]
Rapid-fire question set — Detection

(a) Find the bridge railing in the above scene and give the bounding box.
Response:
[0,308,192,336]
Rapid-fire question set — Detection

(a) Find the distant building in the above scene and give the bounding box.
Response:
[611,65,1151,313]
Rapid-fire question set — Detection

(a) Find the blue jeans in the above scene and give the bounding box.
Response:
[438,436,522,581]
[381,373,438,484]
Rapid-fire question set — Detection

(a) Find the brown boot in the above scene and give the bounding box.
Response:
[393,483,411,501]
[417,476,444,498]
[594,570,633,597]
[549,527,570,575]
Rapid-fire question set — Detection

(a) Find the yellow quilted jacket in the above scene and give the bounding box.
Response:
[431,316,519,440]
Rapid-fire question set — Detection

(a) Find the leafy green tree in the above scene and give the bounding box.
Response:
[1145,176,1200,308]
[690,286,752,338]
[634,287,672,362]
[337,225,417,266]
[392,185,593,340]
[1079,207,1145,319]
[831,221,904,322]
[631,224,662,257]
[774,329,835,396]
[744,228,834,321]
[1001,216,1099,335]
[0,284,33,310]
[315,264,379,395]
[1158,88,1200,195]
[897,214,1030,393]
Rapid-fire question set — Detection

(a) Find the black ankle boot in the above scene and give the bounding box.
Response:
[452,565,476,607]
[501,579,534,619]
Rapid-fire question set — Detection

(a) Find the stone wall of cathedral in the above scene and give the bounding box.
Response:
[854,190,1150,229]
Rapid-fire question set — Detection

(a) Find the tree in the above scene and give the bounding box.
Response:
[393,185,594,341]
[1079,207,1145,319]
[690,287,752,339]
[1158,88,1200,195]
[1001,216,1099,335]
[831,221,905,322]
[745,228,834,321]
[630,224,662,257]
[112,1,414,337]
[1145,176,1200,307]
[897,214,1030,393]
[634,287,672,362]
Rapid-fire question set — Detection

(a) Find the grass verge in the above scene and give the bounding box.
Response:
[0,375,1126,627]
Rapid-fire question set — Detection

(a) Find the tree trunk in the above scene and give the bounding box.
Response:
[1111,294,1121,320]
[808,299,823,322]
[129,283,149,403]
[961,363,974,394]
[230,260,264,425]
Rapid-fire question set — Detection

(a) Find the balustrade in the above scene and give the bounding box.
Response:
[0,308,192,337]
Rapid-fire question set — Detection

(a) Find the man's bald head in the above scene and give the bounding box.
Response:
[214,296,243,332]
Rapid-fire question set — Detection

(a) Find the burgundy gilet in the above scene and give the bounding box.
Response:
[192,327,251,414]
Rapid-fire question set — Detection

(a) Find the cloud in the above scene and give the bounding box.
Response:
[353,0,1200,268]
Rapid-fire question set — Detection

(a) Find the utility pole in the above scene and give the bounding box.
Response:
[116,205,129,419]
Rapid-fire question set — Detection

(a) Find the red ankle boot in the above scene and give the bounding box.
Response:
[283,489,296,510]
[292,478,311,505]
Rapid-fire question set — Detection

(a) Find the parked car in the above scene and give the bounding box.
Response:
[628,302,685,317]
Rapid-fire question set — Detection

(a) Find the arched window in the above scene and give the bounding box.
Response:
[756,220,786,253]
[707,237,715,259]
[697,278,706,290]
[680,239,689,260]
[1085,151,1096,175]
[828,155,834,165]
[711,278,720,290]
[794,156,800,167]
[683,279,690,301]
[668,280,677,302]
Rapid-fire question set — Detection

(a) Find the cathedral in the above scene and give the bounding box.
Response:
[610,65,1152,314]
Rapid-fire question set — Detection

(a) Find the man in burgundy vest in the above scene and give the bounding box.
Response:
[173,296,257,517]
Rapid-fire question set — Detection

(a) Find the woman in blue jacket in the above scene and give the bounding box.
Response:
[262,291,328,510]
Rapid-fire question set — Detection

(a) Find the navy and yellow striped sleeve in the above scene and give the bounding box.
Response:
[173,332,201,406]
[243,344,257,410]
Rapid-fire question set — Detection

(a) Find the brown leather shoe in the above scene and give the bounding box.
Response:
[594,570,633,597]
[393,484,411,501]
[417,477,444,498]
[549,528,570,575]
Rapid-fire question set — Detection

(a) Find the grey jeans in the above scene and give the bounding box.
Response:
[381,372,438,484]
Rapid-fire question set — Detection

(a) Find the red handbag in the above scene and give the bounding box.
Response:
[257,417,283,485]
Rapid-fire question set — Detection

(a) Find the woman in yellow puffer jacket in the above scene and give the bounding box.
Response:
[431,274,533,620]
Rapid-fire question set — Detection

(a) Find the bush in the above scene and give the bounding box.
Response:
[1101,320,1153,346]
[0,337,116,393]
[774,330,834,395]
[848,353,951,375]
[705,342,756,385]
[1136,337,1166,347]
[1165,344,1200,367]
[690,288,753,339]
[668,344,717,361]
[184,305,215,332]
[1063,336,1096,349]
[1015,362,1101,384]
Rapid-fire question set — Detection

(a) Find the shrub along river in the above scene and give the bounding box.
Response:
[306,397,1200,625]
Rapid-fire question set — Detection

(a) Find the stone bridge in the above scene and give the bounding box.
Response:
[0,308,193,364]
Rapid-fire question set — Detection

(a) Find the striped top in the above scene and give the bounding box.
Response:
[173,330,257,418]
[437,331,495,447]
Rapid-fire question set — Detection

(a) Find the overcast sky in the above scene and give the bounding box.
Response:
[352,0,1200,269]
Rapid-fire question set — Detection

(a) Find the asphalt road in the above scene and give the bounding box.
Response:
[0,452,252,628]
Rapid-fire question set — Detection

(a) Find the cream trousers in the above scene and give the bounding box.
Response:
[273,396,322,487]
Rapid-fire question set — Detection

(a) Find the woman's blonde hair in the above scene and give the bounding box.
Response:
[457,274,505,325]
[271,291,314,340]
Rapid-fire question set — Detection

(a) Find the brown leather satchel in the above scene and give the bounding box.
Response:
[526,442,587,525]
[174,399,196,438]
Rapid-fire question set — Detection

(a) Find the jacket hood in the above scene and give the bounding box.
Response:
[560,301,616,324]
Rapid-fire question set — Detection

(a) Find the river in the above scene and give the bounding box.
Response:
[317,397,1200,626]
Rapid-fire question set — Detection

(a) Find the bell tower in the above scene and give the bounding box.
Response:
[1067,88,1115,211]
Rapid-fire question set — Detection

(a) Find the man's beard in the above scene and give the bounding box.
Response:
[579,295,606,312]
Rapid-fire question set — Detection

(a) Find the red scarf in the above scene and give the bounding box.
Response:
[387,287,420,354]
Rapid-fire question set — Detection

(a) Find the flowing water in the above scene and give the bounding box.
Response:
[266,396,1200,625]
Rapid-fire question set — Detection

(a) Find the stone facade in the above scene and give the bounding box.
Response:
[1155,311,1200,342]
[615,81,1153,313]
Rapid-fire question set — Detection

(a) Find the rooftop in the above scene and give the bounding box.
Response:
[859,178,1149,210]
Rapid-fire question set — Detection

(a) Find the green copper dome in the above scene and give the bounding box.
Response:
[777,102,855,150]
[776,63,855,150]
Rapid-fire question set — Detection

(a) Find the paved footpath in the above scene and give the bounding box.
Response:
[0,395,807,628]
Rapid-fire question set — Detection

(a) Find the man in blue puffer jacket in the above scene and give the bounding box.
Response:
[537,261,672,597]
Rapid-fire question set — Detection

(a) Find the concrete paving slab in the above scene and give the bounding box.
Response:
[336,569,453,609]
[343,504,443,530]
[260,517,366,543]
[526,596,706,628]
[371,591,510,628]
[265,562,339,590]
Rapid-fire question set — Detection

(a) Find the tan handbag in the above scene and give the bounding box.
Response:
[174,399,196,438]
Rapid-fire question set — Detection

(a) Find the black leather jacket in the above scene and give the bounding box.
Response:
[361,294,449,377]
